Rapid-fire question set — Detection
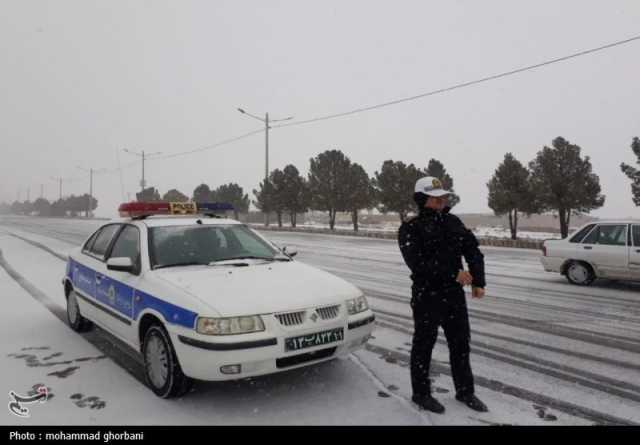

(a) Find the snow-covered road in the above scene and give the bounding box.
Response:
[1,216,638,425]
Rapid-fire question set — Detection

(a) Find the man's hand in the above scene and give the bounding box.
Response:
[456,270,473,286]
[471,287,485,299]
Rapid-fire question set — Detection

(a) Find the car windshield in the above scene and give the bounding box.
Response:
[149,224,286,269]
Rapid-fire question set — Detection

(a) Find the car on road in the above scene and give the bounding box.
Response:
[62,202,375,398]
[541,221,640,285]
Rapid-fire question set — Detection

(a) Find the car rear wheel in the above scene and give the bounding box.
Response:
[565,261,595,286]
[142,325,193,398]
[67,290,93,332]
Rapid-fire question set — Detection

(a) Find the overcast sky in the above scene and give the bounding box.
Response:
[1,0,639,218]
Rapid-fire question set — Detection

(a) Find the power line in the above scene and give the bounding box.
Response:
[150,128,265,161]
[272,34,640,130]
[23,33,637,187]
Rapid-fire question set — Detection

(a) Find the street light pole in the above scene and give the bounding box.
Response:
[237,108,293,226]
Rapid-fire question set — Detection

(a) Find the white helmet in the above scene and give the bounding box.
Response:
[414,176,451,197]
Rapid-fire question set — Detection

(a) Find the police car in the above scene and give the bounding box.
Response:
[62,202,375,398]
[541,221,640,285]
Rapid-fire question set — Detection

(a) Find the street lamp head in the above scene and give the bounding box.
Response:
[237,108,246,114]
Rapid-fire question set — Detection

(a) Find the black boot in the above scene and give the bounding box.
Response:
[412,394,445,414]
[456,394,488,412]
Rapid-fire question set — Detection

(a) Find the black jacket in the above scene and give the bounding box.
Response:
[398,207,486,290]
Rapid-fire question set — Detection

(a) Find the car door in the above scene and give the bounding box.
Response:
[73,225,120,321]
[102,224,142,342]
[84,224,124,332]
[580,224,629,279]
[630,225,640,279]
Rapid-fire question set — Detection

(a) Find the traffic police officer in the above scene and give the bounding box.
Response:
[398,176,488,414]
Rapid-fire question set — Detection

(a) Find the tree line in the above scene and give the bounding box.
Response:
[0,195,97,218]
[2,136,638,239]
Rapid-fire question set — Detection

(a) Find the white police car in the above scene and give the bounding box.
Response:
[62,202,375,398]
[541,220,640,285]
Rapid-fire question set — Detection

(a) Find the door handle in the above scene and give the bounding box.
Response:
[583,246,592,250]
[95,274,103,284]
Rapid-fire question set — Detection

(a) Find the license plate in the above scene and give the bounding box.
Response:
[285,328,344,352]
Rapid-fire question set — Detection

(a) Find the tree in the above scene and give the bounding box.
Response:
[33,198,52,217]
[529,137,605,238]
[214,183,249,220]
[0,202,10,215]
[487,153,539,240]
[162,189,189,202]
[345,163,376,231]
[63,195,93,217]
[192,184,212,202]
[10,201,24,215]
[50,199,66,217]
[424,158,460,208]
[308,150,352,230]
[279,164,311,228]
[373,160,422,221]
[136,187,161,202]
[253,180,275,226]
[620,137,640,206]
[268,169,288,227]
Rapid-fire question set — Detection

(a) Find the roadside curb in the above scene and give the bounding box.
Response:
[252,225,544,250]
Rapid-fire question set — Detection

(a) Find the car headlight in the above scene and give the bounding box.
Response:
[346,296,369,315]
[196,316,265,335]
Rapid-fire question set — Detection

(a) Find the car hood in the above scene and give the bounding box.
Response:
[152,261,361,317]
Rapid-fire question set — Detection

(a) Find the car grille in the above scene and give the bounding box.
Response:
[275,311,306,326]
[316,305,340,320]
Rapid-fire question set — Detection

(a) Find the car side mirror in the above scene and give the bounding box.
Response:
[282,246,298,258]
[107,257,135,273]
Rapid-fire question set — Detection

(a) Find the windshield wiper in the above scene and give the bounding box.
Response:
[153,261,208,270]
[209,255,291,265]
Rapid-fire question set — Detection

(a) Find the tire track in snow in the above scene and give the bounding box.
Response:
[0,245,147,385]
[373,309,640,373]
[373,312,640,400]
[363,343,636,426]
[364,288,640,352]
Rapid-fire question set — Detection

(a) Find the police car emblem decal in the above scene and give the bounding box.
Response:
[107,285,116,306]
[432,178,442,188]
[310,312,319,322]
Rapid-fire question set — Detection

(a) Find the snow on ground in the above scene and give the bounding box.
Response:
[0,230,428,425]
[1,216,639,425]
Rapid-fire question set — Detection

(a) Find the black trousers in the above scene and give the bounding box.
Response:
[410,284,475,397]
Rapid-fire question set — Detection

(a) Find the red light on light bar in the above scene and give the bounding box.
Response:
[118,202,171,217]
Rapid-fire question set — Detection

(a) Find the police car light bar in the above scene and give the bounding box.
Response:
[118,202,234,218]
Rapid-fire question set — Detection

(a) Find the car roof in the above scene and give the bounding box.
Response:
[105,216,243,228]
[589,220,640,225]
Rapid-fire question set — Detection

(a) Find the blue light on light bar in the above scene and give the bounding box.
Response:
[196,202,235,212]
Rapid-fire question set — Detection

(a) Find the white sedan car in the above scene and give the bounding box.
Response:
[62,202,375,398]
[541,220,640,285]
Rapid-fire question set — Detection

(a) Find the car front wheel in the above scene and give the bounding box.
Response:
[565,261,595,286]
[142,325,193,398]
[67,290,93,332]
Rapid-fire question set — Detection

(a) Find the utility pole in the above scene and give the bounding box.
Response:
[51,177,63,201]
[123,149,162,200]
[265,113,269,186]
[237,108,293,225]
[77,166,106,218]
